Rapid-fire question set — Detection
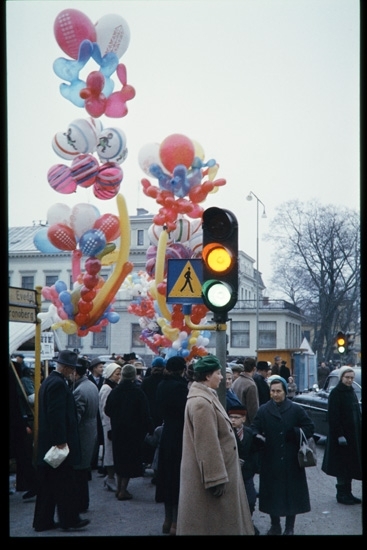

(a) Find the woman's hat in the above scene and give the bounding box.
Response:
[122,364,136,380]
[152,356,166,369]
[52,350,79,369]
[104,362,122,380]
[193,355,222,373]
[268,375,288,393]
[165,356,186,372]
[337,366,355,380]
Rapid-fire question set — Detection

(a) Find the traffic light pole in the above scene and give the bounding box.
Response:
[215,321,228,408]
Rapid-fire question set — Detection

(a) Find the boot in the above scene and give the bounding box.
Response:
[336,483,356,505]
[115,475,122,498]
[344,480,362,504]
[283,515,295,535]
[117,477,132,500]
[267,516,281,535]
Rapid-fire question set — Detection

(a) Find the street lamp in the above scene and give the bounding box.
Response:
[246,191,267,356]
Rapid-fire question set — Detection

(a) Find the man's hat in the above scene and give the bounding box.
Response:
[256,361,269,371]
[90,357,106,369]
[53,350,79,369]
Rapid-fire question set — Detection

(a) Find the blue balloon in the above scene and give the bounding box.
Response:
[79,229,106,257]
[33,227,63,254]
[58,289,71,303]
[107,311,120,323]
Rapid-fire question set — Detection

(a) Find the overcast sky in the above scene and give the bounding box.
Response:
[6,0,360,296]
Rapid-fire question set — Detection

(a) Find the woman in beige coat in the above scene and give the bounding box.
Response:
[176,355,255,536]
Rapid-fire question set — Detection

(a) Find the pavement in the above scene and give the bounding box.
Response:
[9,445,363,538]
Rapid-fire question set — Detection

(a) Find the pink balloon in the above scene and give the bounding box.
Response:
[48,164,77,194]
[159,134,195,174]
[54,9,96,59]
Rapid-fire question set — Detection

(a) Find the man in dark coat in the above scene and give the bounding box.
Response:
[32,350,90,532]
[251,376,314,536]
[253,361,271,405]
[105,364,154,500]
[321,366,362,505]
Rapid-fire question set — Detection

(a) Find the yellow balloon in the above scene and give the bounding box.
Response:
[192,139,205,161]
[207,164,218,181]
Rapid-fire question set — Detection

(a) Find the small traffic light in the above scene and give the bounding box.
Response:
[201,207,238,322]
[346,332,355,354]
[336,331,346,354]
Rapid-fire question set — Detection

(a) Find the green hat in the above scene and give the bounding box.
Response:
[193,355,222,373]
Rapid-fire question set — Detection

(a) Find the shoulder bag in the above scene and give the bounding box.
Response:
[297,428,317,467]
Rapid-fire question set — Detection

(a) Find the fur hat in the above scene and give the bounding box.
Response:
[53,350,79,369]
[122,364,137,380]
[193,355,222,373]
[104,362,122,380]
[228,404,247,415]
[165,356,186,372]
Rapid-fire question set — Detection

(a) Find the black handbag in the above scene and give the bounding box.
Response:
[297,428,317,467]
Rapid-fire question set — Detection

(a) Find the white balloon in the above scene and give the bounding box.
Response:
[70,203,100,239]
[47,203,71,226]
[95,14,131,59]
[138,142,165,176]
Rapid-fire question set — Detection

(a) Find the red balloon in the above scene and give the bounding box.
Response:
[85,257,102,275]
[47,223,77,251]
[93,214,120,241]
[82,273,100,289]
[159,134,195,173]
[78,300,94,314]
[54,9,96,59]
[80,287,96,301]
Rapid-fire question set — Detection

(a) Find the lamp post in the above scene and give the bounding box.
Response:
[246,191,267,356]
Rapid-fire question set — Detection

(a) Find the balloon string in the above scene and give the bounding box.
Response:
[85,193,133,328]
[155,227,172,321]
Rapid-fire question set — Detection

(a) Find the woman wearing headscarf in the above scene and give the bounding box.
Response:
[176,355,255,536]
[321,366,362,505]
[105,364,154,501]
[99,362,122,492]
[155,355,188,536]
[251,376,314,535]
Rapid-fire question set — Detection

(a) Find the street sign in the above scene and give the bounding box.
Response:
[41,332,55,360]
[166,259,203,304]
[9,287,37,323]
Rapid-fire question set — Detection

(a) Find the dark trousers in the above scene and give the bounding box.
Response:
[74,468,90,512]
[33,462,81,530]
[243,476,257,515]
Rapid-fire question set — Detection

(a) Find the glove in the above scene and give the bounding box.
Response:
[338,436,347,446]
[255,434,266,444]
[208,483,226,497]
[107,430,112,441]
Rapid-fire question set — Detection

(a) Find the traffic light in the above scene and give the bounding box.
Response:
[336,331,346,354]
[346,332,355,354]
[201,207,238,322]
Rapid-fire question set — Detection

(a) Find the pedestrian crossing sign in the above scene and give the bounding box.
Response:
[166,259,203,304]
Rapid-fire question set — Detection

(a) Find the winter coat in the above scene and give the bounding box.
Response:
[232,372,259,425]
[36,370,81,467]
[73,375,100,470]
[140,369,165,428]
[176,382,255,536]
[253,372,271,405]
[154,373,188,505]
[251,397,314,516]
[99,379,118,467]
[105,380,154,478]
[321,381,362,480]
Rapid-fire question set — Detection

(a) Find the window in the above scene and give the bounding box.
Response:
[92,325,107,348]
[21,276,34,290]
[259,321,276,348]
[45,275,58,287]
[132,323,144,347]
[67,334,81,349]
[231,321,249,348]
[137,229,144,246]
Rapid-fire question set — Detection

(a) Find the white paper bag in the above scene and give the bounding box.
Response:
[43,444,70,468]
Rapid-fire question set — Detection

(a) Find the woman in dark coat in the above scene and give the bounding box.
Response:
[321,366,362,505]
[105,364,154,501]
[251,376,314,536]
[155,356,188,536]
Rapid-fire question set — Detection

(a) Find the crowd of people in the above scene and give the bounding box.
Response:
[9,350,361,536]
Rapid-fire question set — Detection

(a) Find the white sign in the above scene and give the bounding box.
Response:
[41,332,55,360]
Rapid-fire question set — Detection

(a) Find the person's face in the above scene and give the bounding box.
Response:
[63,365,76,381]
[206,369,223,389]
[232,371,240,380]
[225,373,233,388]
[341,371,355,387]
[93,364,104,377]
[229,414,246,429]
[110,368,122,383]
[270,382,286,403]
[276,357,282,365]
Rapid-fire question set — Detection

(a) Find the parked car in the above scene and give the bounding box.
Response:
[293,366,361,443]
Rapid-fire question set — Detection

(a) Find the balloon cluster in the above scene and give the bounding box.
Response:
[139,133,226,232]
[48,116,127,199]
[53,9,135,117]
[36,195,133,336]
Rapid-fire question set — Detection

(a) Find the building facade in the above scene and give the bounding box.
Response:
[9,210,304,365]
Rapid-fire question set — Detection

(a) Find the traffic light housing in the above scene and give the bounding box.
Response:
[201,207,238,322]
[336,331,346,354]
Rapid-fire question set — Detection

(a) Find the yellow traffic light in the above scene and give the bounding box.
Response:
[336,331,346,354]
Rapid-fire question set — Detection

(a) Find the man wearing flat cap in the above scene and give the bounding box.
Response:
[33,350,89,532]
[177,355,255,536]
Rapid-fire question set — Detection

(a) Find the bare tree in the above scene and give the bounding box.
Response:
[265,200,360,363]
